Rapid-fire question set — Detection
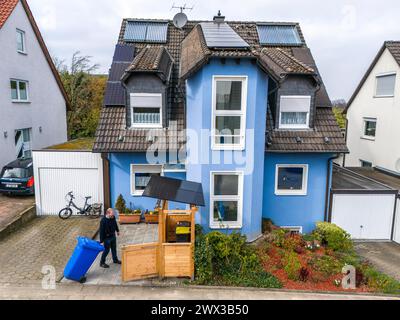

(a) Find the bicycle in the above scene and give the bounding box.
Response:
[58,191,103,220]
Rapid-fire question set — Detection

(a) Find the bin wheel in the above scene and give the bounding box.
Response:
[79,277,87,284]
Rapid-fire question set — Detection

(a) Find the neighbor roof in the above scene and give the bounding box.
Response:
[94,18,344,154]
[0,0,70,109]
[345,41,400,113]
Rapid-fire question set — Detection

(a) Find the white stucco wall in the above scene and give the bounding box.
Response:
[0,1,67,169]
[346,48,400,173]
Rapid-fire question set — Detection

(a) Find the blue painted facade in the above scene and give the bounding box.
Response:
[263,153,333,234]
[107,58,334,240]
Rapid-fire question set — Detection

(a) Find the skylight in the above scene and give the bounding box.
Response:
[257,25,302,45]
[124,21,168,43]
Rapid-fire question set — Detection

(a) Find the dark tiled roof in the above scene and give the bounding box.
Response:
[123,46,174,82]
[346,41,400,112]
[0,0,18,29]
[95,18,343,153]
[266,108,348,153]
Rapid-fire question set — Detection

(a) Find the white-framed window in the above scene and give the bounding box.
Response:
[281,226,303,235]
[16,29,26,53]
[360,160,373,168]
[10,79,29,102]
[130,164,163,196]
[211,76,248,150]
[15,128,32,159]
[362,118,377,140]
[279,95,311,129]
[375,72,396,97]
[130,93,163,128]
[275,164,308,196]
[210,171,243,229]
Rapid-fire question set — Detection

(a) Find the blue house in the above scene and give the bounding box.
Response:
[94,13,347,241]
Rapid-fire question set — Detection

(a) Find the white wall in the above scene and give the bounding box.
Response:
[0,1,67,169]
[33,151,104,216]
[346,48,400,173]
[331,193,395,240]
[394,198,400,244]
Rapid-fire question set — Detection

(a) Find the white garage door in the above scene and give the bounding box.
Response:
[38,168,101,215]
[33,151,104,216]
[331,194,396,240]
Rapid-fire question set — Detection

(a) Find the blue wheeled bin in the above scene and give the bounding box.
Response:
[64,237,104,283]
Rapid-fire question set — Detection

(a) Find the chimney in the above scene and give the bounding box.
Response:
[213,10,225,24]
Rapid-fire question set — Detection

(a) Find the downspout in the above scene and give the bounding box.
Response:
[101,153,111,211]
[324,154,340,222]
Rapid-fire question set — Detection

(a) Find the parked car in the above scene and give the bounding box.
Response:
[0,158,34,196]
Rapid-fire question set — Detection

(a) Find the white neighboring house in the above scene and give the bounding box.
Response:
[344,41,400,175]
[0,0,68,169]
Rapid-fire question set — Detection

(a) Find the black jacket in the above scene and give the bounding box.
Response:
[100,217,120,243]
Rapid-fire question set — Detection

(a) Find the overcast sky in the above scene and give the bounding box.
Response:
[29,0,400,100]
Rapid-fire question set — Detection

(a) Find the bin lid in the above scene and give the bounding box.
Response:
[143,176,205,207]
[78,237,104,251]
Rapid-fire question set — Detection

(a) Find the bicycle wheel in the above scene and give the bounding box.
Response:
[59,208,73,220]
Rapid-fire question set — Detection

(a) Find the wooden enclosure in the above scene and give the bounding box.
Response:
[121,201,197,282]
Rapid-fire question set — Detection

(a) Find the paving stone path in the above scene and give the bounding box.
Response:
[0,195,34,232]
[0,216,99,284]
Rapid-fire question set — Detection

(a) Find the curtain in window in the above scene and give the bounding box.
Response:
[281,112,307,125]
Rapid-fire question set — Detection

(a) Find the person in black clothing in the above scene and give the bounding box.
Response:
[99,208,121,268]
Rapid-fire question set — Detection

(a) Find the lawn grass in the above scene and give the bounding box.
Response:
[46,138,95,151]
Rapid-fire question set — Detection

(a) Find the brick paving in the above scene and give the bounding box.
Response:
[62,223,158,286]
[0,216,99,284]
[0,195,34,232]
[355,242,400,281]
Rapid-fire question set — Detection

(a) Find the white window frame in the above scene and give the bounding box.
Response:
[10,79,29,102]
[130,93,163,129]
[16,29,26,54]
[211,76,248,151]
[275,164,309,196]
[279,95,311,129]
[281,226,303,234]
[130,164,163,196]
[210,171,244,229]
[375,72,396,98]
[362,117,377,140]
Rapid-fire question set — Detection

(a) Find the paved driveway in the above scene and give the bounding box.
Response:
[0,194,34,232]
[355,242,400,281]
[0,216,99,284]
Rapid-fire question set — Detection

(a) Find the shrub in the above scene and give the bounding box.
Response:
[115,194,127,214]
[271,229,287,248]
[362,266,400,294]
[314,222,353,252]
[262,218,274,234]
[309,255,342,277]
[284,252,302,281]
[299,267,310,282]
[194,226,282,289]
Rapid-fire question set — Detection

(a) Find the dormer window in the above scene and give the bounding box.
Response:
[130,93,162,128]
[279,96,311,129]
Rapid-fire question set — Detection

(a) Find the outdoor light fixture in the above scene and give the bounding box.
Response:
[118,135,125,142]
[39,126,43,133]
[3,131,7,138]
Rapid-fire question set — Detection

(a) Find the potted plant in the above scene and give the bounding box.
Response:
[144,208,160,224]
[115,195,142,224]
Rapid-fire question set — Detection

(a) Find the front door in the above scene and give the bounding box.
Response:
[15,128,32,159]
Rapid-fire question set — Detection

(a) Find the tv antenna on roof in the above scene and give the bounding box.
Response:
[171,3,193,29]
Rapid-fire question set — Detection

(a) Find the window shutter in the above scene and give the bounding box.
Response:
[280,96,311,112]
[376,74,396,96]
[131,93,162,108]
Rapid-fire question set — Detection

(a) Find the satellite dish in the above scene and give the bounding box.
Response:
[173,12,188,29]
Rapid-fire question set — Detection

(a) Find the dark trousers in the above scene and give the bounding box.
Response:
[100,236,118,264]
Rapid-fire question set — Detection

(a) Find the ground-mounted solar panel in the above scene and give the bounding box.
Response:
[103,82,126,106]
[200,22,249,49]
[124,21,168,43]
[143,176,205,207]
[108,62,131,82]
[113,44,135,62]
[257,25,302,45]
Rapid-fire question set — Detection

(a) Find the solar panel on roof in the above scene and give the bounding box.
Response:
[257,25,302,45]
[124,21,168,43]
[200,22,249,49]
[113,44,135,62]
[103,82,126,106]
[143,176,205,207]
[108,62,130,82]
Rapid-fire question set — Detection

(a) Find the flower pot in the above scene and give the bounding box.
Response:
[119,214,141,225]
[144,214,159,224]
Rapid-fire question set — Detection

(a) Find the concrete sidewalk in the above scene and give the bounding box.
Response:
[0,282,399,300]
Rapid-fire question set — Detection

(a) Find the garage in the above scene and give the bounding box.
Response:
[330,166,398,241]
[33,150,104,216]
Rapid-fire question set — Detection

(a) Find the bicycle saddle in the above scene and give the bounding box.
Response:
[85,196,92,200]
